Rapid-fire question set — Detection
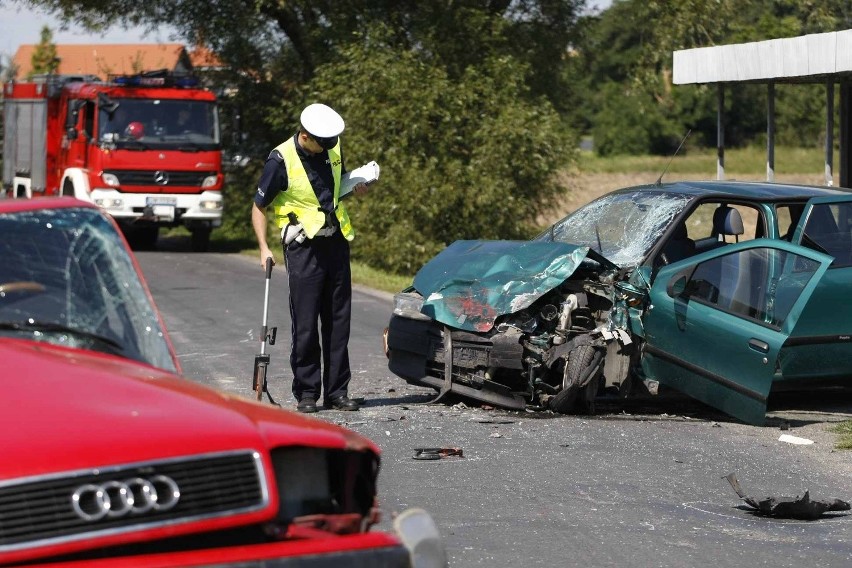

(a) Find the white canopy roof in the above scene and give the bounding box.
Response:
[674,29,852,85]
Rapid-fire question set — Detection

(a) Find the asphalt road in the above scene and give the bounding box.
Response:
[137,242,852,568]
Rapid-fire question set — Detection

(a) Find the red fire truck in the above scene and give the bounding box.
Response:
[2,71,223,251]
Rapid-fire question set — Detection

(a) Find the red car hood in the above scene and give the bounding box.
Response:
[0,339,374,481]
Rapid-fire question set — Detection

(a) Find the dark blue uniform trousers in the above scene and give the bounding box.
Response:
[284,231,352,404]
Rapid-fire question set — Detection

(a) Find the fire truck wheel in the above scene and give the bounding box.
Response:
[125,226,158,250]
[191,227,211,252]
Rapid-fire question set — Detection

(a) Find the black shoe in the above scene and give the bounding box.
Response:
[297,397,318,413]
[324,396,360,411]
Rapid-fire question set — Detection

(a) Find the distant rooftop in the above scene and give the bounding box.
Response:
[10,43,223,80]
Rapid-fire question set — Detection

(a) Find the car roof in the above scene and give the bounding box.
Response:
[617,179,852,202]
[0,197,97,214]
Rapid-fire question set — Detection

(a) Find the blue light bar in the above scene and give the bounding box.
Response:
[110,72,200,88]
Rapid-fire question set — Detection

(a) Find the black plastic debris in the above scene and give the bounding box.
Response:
[413,447,464,460]
[724,473,851,520]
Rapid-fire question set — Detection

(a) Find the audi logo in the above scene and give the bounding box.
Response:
[71,475,181,522]
[153,171,170,185]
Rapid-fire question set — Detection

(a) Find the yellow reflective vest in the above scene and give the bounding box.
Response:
[271,137,354,240]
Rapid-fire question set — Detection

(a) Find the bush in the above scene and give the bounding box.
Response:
[303,38,576,274]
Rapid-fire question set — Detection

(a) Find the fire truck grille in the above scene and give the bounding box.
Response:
[0,450,266,552]
[104,170,215,187]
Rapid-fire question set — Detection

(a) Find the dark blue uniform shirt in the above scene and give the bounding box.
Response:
[254,134,346,228]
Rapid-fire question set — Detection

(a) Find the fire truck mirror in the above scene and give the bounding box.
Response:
[65,99,84,134]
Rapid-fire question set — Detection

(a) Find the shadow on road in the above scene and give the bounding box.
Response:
[401,387,852,427]
[126,231,255,254]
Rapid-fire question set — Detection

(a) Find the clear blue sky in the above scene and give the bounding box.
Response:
[0,2,177,60]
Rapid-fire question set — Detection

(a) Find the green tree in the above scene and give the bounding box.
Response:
[29,25,60,78]
[307,29,573,273]
[572,0,852,155]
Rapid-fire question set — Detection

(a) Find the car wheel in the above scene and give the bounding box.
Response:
[62,180,75,197]
[550,344,601,415]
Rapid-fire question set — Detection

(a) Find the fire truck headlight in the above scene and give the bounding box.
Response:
[201,175,218,188]
[200,199,223,210]
[102,173,120,187]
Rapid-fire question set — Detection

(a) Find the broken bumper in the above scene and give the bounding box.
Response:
[386,314,527,409]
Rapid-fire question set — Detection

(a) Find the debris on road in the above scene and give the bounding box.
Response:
[724,473,851,520]
[413,447,464,460]
[778,434,814,445]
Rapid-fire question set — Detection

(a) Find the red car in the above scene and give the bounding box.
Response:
[0,198,445,567]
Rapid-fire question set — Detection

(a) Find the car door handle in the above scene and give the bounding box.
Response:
[748,338,769,353]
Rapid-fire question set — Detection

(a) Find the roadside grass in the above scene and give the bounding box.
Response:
[577,145,840,177]
[351,261,412,294]
[830,421,852,450]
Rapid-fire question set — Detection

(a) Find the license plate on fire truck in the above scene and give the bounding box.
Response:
[146,196,177,221]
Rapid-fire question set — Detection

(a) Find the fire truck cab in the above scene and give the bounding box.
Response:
[2,71,223,251]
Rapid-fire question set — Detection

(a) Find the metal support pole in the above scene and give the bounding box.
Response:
[842,82,850,189]
[717,84,725,181]
[825,81,835,186]
[767,82,775,182]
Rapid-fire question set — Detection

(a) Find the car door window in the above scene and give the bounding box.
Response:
[798,202,852,267]
[776,203,806,241]
[681,202,764,256]
[686,247,822,329]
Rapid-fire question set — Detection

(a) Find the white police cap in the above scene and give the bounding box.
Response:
[300,103,345,138]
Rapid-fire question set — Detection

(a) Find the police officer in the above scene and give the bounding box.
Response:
[252,103,367,413]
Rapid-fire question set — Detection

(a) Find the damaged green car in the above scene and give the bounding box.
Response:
[385,181,852,425]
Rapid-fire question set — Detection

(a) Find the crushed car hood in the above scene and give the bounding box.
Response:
[413,240,617,332]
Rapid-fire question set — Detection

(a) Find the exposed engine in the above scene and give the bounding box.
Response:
[386,259,632,414]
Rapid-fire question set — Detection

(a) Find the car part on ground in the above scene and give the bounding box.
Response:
[386,180,852,425]
[724,473,851,520]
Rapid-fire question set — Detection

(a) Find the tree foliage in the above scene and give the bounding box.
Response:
[573,0,852,156]
[29,25,60,78]
[305,29,573,272]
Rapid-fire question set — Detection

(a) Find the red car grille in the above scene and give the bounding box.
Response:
[0,450,266,552]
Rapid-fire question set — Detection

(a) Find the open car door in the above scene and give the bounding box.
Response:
[779,195,852,381]
[641,239,833,425]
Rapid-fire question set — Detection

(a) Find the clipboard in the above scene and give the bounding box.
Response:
[339,161,380,199]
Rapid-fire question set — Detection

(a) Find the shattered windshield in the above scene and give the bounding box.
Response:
[538,190,693,267]
[0,207,177,372]
[98,98,219,150]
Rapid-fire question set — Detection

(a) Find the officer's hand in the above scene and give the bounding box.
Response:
[353,182,369,197]
[260,249,275,270]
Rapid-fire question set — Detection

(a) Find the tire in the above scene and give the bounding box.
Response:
[550,344,601,415]
[126,226,159,250]
[190,227,211,252]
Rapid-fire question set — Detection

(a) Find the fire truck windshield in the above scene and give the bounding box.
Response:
[98,99,220,150]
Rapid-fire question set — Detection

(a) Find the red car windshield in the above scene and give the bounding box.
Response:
[0,207,177,371]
